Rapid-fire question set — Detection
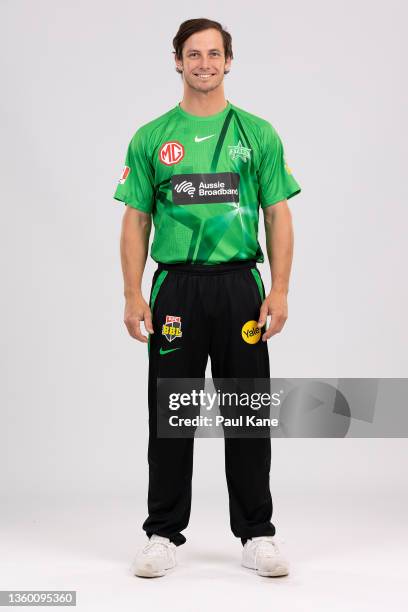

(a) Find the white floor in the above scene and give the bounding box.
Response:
[1,484,407,612]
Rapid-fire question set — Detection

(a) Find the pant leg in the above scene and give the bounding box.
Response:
[208,266,275,545]
[143,270,209,546]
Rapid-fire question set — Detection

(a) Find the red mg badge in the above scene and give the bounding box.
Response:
[159,141,185,166]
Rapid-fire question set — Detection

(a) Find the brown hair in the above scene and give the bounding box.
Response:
[172,18,233,74]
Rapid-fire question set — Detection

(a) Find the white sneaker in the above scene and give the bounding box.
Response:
[242,536,289,577]
[130,535,177,578]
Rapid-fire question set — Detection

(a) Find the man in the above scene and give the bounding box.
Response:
[114,18,301,578]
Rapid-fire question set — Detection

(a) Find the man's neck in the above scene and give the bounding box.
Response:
[179,89,228,117]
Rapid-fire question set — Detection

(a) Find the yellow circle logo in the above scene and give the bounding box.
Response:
[241,320,261,344]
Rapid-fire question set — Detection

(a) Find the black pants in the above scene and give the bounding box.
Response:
[142,259,276,546]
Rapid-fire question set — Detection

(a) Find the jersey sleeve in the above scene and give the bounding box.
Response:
[258,122,301,208]
[113,128,155,213]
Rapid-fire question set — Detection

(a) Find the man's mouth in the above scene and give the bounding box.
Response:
[194,73,215,80]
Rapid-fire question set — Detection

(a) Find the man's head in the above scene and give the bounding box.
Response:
[173,18,233,94]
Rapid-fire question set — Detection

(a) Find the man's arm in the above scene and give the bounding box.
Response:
[257,199,294,341]
[120,206,154,342]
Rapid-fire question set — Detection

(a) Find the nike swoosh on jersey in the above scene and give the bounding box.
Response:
[159,347,182,355]
[194,135,215,143]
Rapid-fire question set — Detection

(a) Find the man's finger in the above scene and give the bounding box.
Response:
[144,309,154,334]
[125,316,148,343]
[257,302,269,327]
[262,315,287,341]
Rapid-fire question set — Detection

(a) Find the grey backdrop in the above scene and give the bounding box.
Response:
[1,1,407,610]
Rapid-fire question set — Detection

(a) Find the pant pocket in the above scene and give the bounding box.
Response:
[149,269,169,314]
[249,267,265,305]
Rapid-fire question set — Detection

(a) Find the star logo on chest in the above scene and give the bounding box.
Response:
[228,140,252,163]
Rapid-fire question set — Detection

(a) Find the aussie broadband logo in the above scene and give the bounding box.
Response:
[174,180,196,198]
[172,173,240,204]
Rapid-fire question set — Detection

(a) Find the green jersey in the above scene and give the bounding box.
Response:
[114,100,301,264]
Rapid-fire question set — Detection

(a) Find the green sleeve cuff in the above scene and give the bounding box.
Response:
[113,194,152,214]
[261,187,301,208]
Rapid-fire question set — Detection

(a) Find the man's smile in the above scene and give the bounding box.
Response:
[193,73,216,79]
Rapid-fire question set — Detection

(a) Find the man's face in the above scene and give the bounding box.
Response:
[176,28,232,93]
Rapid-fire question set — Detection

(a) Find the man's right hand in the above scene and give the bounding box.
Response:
[124,296,154,343]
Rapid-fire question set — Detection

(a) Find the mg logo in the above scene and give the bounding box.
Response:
[159,141,185,166]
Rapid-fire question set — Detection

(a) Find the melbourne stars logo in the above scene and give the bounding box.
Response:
[228,140,252,163]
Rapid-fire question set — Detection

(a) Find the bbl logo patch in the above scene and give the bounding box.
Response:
[118,165,130,184]
[159,141,185,166]
[162,315,183,342]
[241,320,261,344]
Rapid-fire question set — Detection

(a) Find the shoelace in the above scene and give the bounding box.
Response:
[253,538,281,563]
[142,540,172,558]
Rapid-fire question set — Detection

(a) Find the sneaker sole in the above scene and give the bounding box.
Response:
[134,568,166,578]
[242,562,289,577]
[132,563,175,578]
[257,567,289,577]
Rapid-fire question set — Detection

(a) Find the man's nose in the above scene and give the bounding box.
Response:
[199,57,212,71]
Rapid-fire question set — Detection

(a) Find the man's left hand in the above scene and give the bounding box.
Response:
[257,289,288,341]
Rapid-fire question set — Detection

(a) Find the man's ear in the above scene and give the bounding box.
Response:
[224,57,232,74]
[175,58,183,74]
